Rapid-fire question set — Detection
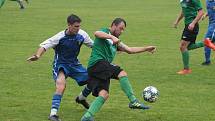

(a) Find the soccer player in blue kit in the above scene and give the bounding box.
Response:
[27,14,94,121]
[202,0,215,65]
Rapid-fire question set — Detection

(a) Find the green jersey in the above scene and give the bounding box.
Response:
[180,0,202,25]
[88,28,117,68]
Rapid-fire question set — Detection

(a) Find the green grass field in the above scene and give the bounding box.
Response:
[1,0,215,121]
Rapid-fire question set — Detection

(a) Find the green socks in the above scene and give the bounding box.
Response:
[84,96,105,118]
[119,76,136,102]
[84,77,137,118]
[181,41,203,69]
[182,51,189,69]
[188,41,204,50]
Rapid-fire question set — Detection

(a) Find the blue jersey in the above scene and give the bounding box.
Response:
[206,0,215,24]
[40,29,93,65]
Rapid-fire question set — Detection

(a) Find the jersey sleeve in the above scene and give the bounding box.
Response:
[79,29,94,48]
[99,28,109,34]
[193,0,202,11]
[39,31,64,50]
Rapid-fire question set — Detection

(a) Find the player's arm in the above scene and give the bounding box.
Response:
[83,37,94,48]
[81,30,94,48]
[117,42,156,54]
[27,47,46,61]
[173,11,184,28]
[27,32,62,62]
[94,31,120,44]
[188,9,203,30]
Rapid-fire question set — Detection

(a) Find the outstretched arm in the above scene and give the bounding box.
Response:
[27,47,46,62]
[27,31,63,62]
[117,42,156,54]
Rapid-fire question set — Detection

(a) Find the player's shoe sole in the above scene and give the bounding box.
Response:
[177,69,192,75]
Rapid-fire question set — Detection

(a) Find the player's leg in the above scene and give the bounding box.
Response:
[68,65,91,109]
[81,61,111,121]
[0,0,6,8]
[81,89,108,121]
[16,0,24,9]
[177,24,198,74]
[187,41,204,50]
[204,25,215,50]
[117,71,149,110]
[186,24,204,50]
[177,40,191,74]
[75,84,91,109]
[202,46,211,65]
[49,69,67,121]
[202,25,215,65]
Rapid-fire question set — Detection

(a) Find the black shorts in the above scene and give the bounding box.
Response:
[181,23,199,43]
[87,60,123,97]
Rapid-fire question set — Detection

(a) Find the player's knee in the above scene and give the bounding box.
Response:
[179,46,183,51]
[56,81,66,93]
[180,44,186,51]
[99,90,109,100]
[56,86,66,94]
[118,71,127,78]
[180,41,189,52]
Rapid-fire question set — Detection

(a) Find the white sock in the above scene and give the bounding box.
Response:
[78,92,86,100]
[50,108,57,116]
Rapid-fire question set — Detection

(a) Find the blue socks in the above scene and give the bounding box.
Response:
[51,94,62,115]
[82,85,91,97]
[204,46,211,63]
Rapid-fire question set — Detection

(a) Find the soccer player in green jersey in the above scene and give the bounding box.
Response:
[173,0,205,75]
[81,18,156,121]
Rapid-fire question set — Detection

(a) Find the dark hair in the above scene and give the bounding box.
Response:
[111,18,126,27]
[67,14,81,24]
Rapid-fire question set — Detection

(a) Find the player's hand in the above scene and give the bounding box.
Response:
[201,15,206,21]
[188,23,195,31]
[146,46,156,54]
[111,35,120,44]
[173,22,178,28]
[27,55,39,62]
[201,14,207,21]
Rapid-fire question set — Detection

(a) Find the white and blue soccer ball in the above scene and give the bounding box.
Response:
[142,86,159,103]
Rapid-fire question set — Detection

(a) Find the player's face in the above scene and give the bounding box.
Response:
[68,22,81,35]
[112,22,125,37]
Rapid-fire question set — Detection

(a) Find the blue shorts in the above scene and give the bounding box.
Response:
[205,23,215,42]
[53,64,88,86]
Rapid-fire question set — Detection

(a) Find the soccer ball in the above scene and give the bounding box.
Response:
[142,86,159,103]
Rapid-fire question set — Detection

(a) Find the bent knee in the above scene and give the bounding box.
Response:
[118,70,127,78]
[180,41,189,51]
[56,81,66,93]
[99,90,109,100]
